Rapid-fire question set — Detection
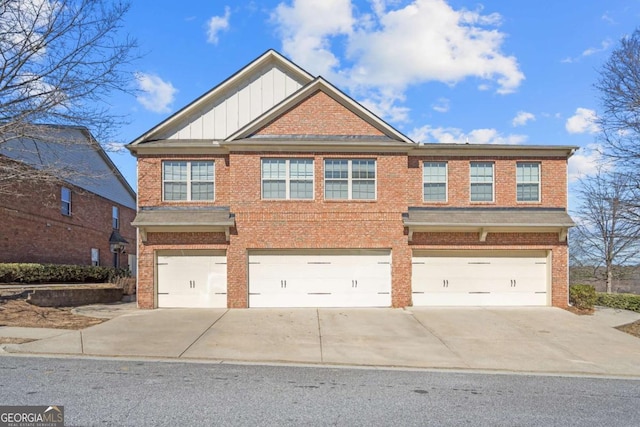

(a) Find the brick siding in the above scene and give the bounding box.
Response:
[0,166,136,269]
[133,85,570,310]
[256,91,385,136]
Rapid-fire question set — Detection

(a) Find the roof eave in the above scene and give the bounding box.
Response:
[409,144,579,158]
[220,138,414,153]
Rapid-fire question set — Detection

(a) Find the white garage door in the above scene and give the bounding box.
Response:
[157,251,227,308]
[412,251,549,306]
[249,250,391,308]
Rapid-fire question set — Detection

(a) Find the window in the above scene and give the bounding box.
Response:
[112,206,120,229]
[324,159,376,200]
[517,162,540,202]
[61,187,71,215]
[162,161,214,201]
[91,248,99,266]
[423,162,447,202]
[470,162,494,202]
[261,159,313,199]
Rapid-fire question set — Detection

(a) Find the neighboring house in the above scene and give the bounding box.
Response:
[0,125,137,271]
[128,50,576,309]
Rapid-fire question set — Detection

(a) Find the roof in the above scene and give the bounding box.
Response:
[0,125,136,209]
[126,49,576,158]
[132,206,235,243]
[131,206,235,227]
[109,230,129,244]
[410,143,578,158]
[404,207,574,242]
[403,207,575,228]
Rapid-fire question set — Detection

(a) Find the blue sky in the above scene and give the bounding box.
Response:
[106,0,640,197]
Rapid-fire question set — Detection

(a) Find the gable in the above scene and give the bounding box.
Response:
[254,91,384,137]
[130,50,314,146]
[161,63,307,140]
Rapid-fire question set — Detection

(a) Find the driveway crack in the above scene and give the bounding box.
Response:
[408,310,470,368]
[317,308,324,363]
[178,310,229,358]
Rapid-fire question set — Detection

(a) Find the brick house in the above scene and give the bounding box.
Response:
[128,50,575,309]
[0,126,137,271]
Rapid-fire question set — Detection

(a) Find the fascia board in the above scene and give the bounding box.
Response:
[408,144,579,158]
[221,140,413,153]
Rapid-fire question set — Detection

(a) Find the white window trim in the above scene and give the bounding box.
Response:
[261,158,315,200]
[162,160,215,202]
[324,159,377,200]
[423,161,448,203]
[469,162,495,203]
[61,187,71,216]
[516,162,541,203]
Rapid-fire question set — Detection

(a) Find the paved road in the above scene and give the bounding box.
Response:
[1,356,639,426]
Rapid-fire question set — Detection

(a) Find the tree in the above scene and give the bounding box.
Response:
[595,28,640,223]
[0,0,136,193]
[570,169,640,293]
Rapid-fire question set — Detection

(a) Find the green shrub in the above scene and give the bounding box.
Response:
[0,263,129,284]
[569,284,597,310]
[596,293,640,313]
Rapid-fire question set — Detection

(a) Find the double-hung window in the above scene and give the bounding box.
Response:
[112,206,120,229]
[470,162,494,202]
[324,159,376,200]
[423,162,447,202]
[61,187,71,215]
[517,162,540,202]
[261,159,314,199]
[162,161,214,201]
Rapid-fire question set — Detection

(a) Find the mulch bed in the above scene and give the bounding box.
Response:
[0,299,104,329]
[616,320,640,338]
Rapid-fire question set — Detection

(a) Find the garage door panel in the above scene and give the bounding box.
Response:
[249,251,391,308]
[157,254,227,308]
[412,251,548,306]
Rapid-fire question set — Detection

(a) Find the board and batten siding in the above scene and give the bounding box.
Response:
[166,65,305,140]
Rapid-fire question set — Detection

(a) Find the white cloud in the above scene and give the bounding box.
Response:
[272,0,524,121]
[272,0,353,78]
[207,7,231,44]
[568,144,604,182]
[561,39,611,63]
[566,108,600,134]
[0,0,58,59]
[103,142,126,152]
[135,72,177,114]
[582,39,611,57]
[409,125,527,145]
[512,111,535,127]
[602,12,616,25]
[432,97,450,113]
[360,89,410,123]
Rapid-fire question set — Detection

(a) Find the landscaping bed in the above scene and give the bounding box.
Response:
[0,298,104,330]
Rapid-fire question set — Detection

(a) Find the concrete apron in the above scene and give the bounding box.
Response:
[3,307,640,377]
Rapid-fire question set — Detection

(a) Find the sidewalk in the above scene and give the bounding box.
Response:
[2,305,640,377]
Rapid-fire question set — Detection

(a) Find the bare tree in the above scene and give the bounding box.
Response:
[0,0,136,192]
[596,28,640,163]
[595,28,640,222]
[570,169,640,293]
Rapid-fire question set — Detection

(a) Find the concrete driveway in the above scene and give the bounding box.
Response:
[2,307,640,376]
